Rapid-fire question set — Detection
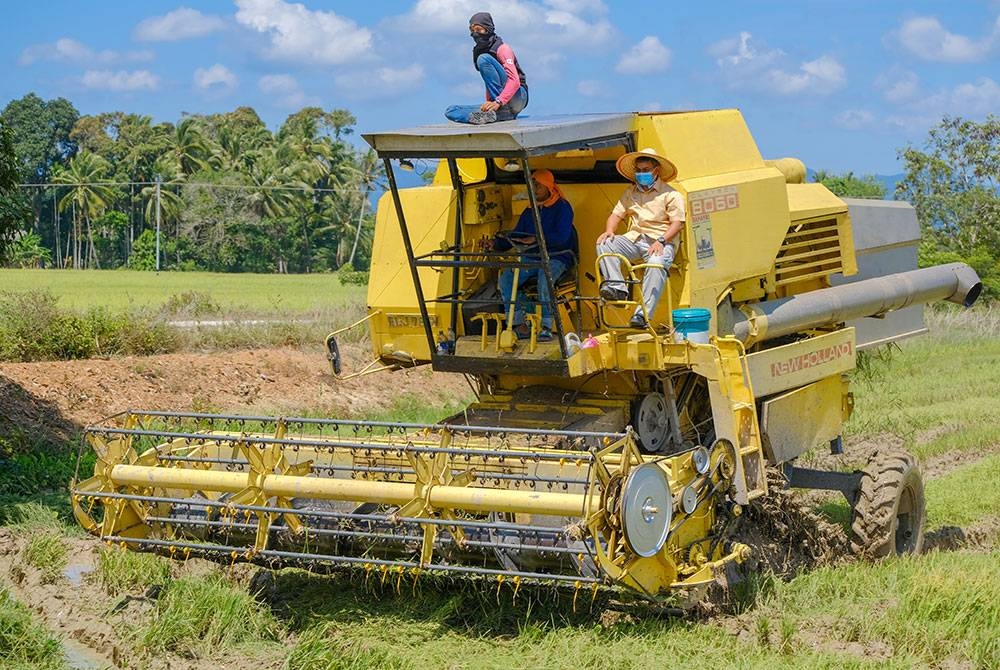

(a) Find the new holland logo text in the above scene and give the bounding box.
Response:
[770,342,853,377]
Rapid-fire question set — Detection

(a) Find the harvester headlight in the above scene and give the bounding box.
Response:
[620,464,673,558]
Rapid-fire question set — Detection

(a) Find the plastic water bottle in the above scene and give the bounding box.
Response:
[564,333,582,354]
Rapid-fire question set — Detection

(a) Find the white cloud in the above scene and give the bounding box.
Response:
[134,7,228,42]
[546,0,607,13]
[834,109,875,130]
[258,74,297,93]
[19,38,152,66]
[80,69,159,92]
[927,77,1000,116]
[258,73,317,108]
[767,55,846,95]
[891,16,999,63]
[577,79,602,97]
[194,64,238,95]
[334,65,425,100]
[616,36,671,75]
[876,67,920,103]
[234,0,373,65]
[708,31,783,68]
[386,0,614,82]
[710,32,845,96]
[395,0,614,43]
[886,77,1000,131]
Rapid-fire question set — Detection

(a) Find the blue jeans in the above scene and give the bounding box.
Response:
[446,54,528,123]
[498,258,568,329]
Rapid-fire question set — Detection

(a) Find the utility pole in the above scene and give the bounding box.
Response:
[155,174,162,272]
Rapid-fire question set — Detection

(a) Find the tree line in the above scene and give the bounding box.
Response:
[0,93,381,274]
[0,95,996,295]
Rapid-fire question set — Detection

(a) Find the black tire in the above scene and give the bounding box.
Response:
[850,449,925,558]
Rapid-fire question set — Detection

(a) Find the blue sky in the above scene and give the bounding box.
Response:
[4,0,1000,175]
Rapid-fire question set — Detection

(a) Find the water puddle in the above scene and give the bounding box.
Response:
[62,636,110,670]
[63,562,92,585]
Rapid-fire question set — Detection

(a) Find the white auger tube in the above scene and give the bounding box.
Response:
[733,262,982,345]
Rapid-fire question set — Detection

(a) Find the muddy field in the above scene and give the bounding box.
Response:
[1,344,997,669]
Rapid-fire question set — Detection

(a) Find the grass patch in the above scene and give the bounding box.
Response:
[0,450,93,497]
[0,588,67,670]
[753,550,1000,669]
[264,570,906,670]
[925,453,1000,529]
[0,283,369,361]
[21,533,68,584]
[846,306,1000,458]
[285,622,413,670]
[0,289,178,361]
[0,268,365,314]
[7,503,71,584]
[356,392,472,425]
[96,548,172,597]
[4,501,66,532]
[138,573,281,656]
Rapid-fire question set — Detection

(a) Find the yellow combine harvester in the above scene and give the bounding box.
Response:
[73,111,982,600]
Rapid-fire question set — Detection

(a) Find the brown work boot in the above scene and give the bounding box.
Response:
[600,286,628,301]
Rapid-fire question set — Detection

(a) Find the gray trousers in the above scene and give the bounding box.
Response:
[597,235,675,319]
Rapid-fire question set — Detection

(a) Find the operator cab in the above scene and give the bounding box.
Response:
[359,114,685,377]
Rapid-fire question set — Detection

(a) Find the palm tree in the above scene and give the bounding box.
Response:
[244,147,311,273]
[276,130,344,270]
[138,157,184,268]
[212,124,272,174]
[347,149,384,267]
[165,118,210,177]
[53,151,115,268]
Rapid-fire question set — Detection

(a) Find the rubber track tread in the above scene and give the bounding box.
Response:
[850,449,925,558]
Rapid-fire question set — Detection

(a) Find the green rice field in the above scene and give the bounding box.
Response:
[0,268,365,314]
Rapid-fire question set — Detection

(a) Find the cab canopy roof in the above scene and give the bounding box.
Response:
[361,113,636,159]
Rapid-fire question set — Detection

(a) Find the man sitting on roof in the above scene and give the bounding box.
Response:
[445,12,529,125]
[493,169,574,342]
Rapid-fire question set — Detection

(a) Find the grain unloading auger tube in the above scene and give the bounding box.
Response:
[72,410,750,599]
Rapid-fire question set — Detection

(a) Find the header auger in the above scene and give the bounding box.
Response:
[73,110,981,601]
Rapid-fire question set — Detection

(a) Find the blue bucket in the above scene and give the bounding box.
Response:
[672,308,712,343]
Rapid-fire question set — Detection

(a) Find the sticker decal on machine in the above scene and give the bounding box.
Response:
[689,186,740,270]
[692,216,716,269]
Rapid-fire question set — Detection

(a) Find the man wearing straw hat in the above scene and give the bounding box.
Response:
[596,147,685,329]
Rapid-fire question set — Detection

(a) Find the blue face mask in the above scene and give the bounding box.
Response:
[635,171,655,187]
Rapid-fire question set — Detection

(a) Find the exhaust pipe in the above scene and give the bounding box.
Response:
[733,262,982,345]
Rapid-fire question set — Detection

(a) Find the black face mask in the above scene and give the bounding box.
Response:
[471,31,493,46]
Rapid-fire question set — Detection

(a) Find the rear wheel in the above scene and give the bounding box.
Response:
[850,450,925,557]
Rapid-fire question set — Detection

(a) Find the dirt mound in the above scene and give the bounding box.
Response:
[0,344,472,443]
[730,471,851,580]
[925,517,1000,552]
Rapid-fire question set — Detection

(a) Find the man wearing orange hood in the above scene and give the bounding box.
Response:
[494,169,575,341]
